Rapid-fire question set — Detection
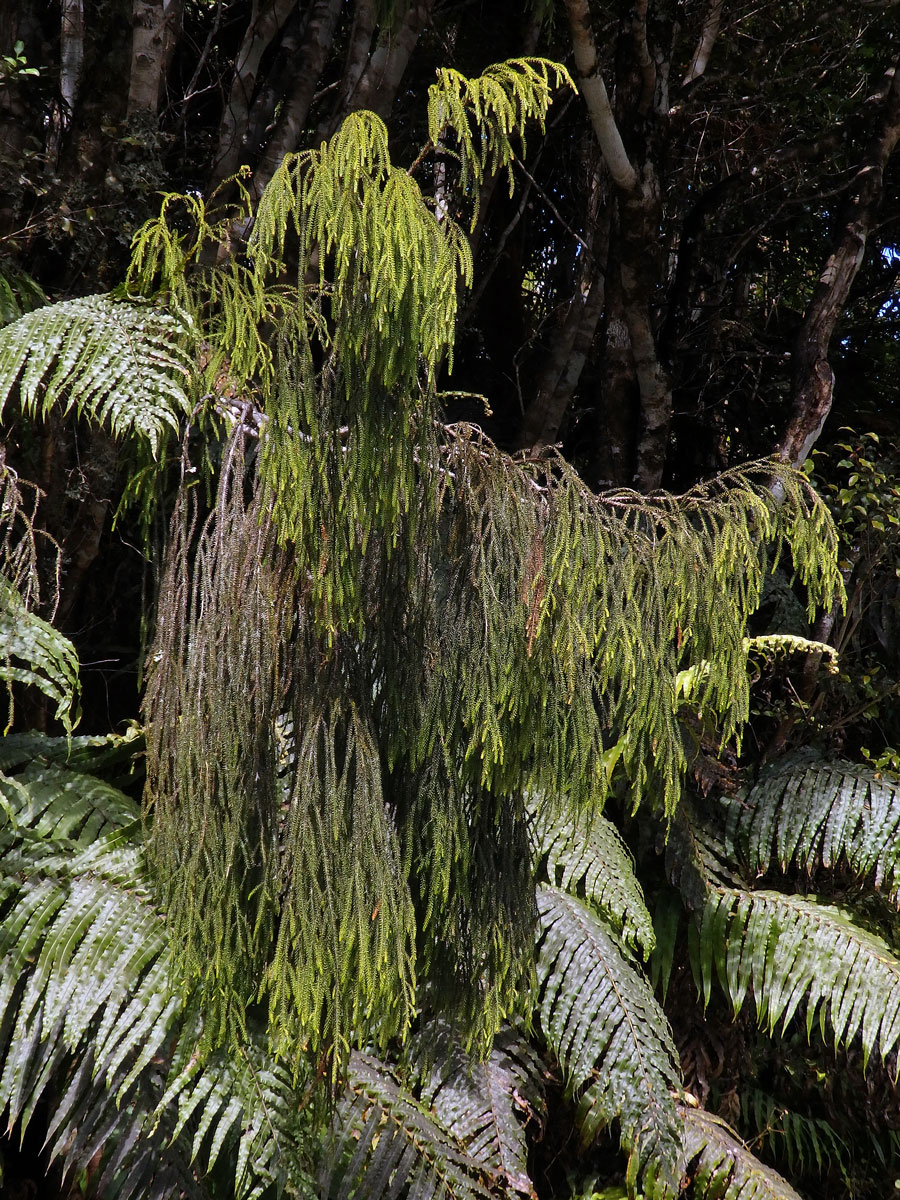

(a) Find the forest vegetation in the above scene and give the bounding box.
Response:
[1,2,900,1199]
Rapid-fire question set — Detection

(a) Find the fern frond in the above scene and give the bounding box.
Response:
[0,760,319,1199]
[0,294,193,454]
[739,1088,848,1176]
[680,1104,805,1200]
[530,795,655,958]
[694,886,900,1066]
[0,263,46,326]
[413,1021,545,1197]
[536,886,683,1197]
[322,1051,492,1200]
[0,580,80,732]
[721,757,900,903]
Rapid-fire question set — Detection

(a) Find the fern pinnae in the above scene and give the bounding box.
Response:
[536,886,683,1197]
[680,1103,806,1200]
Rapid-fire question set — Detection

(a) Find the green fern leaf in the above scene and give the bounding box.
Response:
[414,1021,545,1197]
[722,757,900,903]
[680,1103,805,1199]
[0,579,80,731]
[694,886,900,1066]
[322,1051,492,1200]
[531,796,655,958]
[0,294,193,454]
[536,886,683,1197]
[0,761,318,1199]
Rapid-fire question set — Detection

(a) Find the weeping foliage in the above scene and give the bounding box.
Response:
[0,294,193,454]
[719,756,900,903]
[0,750,318,1200]
[138,61,843,1069]
[536,886,683,1198]
[693,886,900,1067]
[680,1105,805,1200]
[426,59,574,218]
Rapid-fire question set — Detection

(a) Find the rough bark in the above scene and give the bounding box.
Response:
[249,0,343,202]
[211,0,297,180]
[778,60,900,467]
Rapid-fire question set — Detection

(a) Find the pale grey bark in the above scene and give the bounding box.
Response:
[564,0,637,192]
[683,0,724,86]
[319,0,377,137]
[127,0,182,114]
[59,0,84,117]
[779,60,900,468]
[249,0,343,202]
[350,0,433,121]
[212,0,297,180]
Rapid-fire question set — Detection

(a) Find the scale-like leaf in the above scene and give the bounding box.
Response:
[695,887,900,1066]
[322,1052,492,1200]
[681,1104,805,1199]
[536,886,683,1198]
[0,293,192,454]
[721,757,900,903]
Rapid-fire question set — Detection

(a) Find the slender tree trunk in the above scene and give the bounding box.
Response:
[249,0,343,202]
[779,60,900,467]
[349,0,433,121]
[211,0,297,181]
[60,0,85,118]
[127,0,182,114]
[319,0,377,138]
[683,0,724,86]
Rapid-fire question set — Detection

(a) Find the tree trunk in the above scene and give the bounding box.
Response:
[779,60,900,468]
[127,0,182,115]
[249,0,343,202]
[349,0,433,121]
[211,0,298,181]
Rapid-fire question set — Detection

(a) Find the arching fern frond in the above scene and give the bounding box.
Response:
[321,1051,492,1200]
[536,886,683,1198]
[0,263,46,326]
[680,1104,804,1200]
[413,1021,545,1198]
[719,757,900,904]
[0,760,319,1199]
[0,579,79,731]
[0,294,193,454]
[530,794,655,959]
[693,887,900,1067]
[739,1088,849,1177]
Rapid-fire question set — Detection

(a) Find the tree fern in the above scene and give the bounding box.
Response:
[680,1104,805,1200]
[693,886,900,1067]
[0,580,79,731]
[321,1052,492,1200]
[413,1021,546,1198]
[536,886,683,1198]
[719,757,900,903]
[0,294,193,454]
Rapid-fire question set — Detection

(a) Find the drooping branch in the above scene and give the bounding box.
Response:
[779,60,900,467]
